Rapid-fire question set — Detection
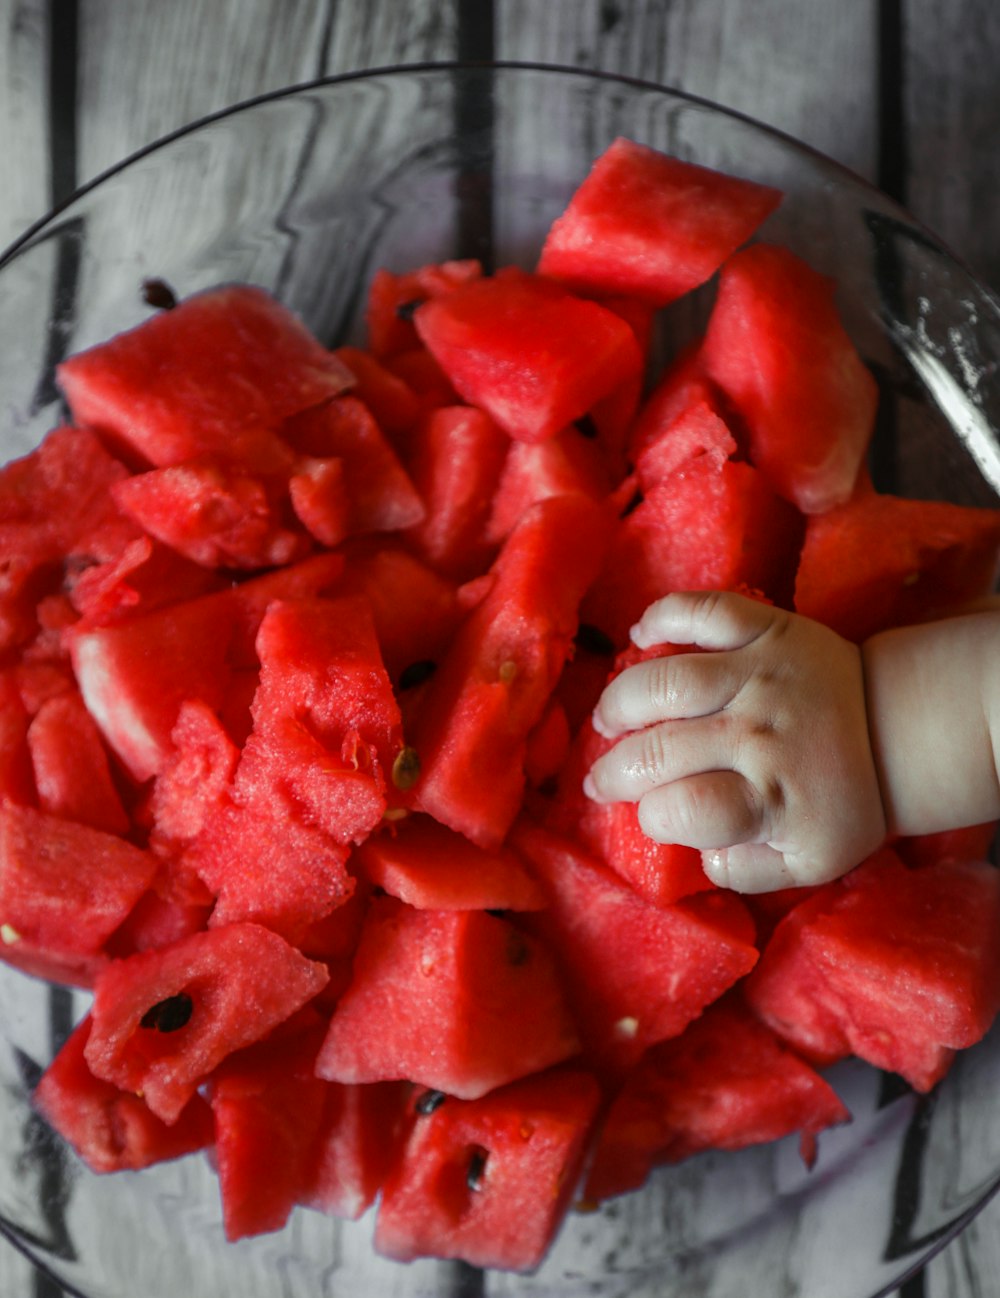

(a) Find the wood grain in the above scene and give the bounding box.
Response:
[903,0,1000,292]
[0,0,50,253]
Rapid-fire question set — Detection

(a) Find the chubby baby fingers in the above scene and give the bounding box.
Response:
[585,714,733,805]
[592,648,743,740]
[636,770,768,849]
[631,588,778,651]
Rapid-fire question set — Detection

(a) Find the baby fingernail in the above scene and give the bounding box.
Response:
[583,773,601,801]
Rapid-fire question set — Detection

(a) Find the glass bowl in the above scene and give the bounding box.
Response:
[3,61,1000,1298]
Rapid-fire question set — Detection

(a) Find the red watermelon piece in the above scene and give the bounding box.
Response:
[583,994,850,1202]
[282,394,425,535]
[0,801,159,987]
[700,242,878,514]
[486,425,611,544]
[303,1078,411,1221]
[511,819,758,1073]
[409,494,611,847]
[333,345,422,440]
[374,1067,601,1272]
[110,456,310,571]
[209,1020,331,1240]
[582,444,803,647]
[34,1015,214,1174]
[746,849,1000,1091]
[315,897,580,1099]
[400,404,509,579]
[84,922,329,1123]
[365,259,482,358]
[539,137,781,306]
[26,690,130,835]
[353,814,546,912]
[0,425,135,652]
[56,285,354,470]
[794,488,1000,642]
[414,266,643,443]
[67,588,238,783]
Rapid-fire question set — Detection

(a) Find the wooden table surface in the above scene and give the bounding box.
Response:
[2,2,1000,1296]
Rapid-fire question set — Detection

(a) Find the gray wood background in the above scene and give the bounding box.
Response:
[1,2,1000,1296]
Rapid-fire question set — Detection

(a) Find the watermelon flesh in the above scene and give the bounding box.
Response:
[84,922,329,1123]
[315,897,580,1099]
[583,993,850,1202]
[538,136,781,306]
[746,849,1000,1091]
[34,1015,214,1174]
[374,1067,601,1271]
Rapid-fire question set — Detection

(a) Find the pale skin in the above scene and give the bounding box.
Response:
[584,590,1000,893]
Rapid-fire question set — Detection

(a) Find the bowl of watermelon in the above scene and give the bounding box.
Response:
[3,61,1000,1298]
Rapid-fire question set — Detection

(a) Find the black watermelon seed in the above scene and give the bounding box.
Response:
[141,278,178,310]
[575,623,615,656]
[619,489,643,518]
[395,297,425,322]
[466,1145,489,1192]
[140,993,193,1033]
[575,414,599,439]
[398,659,438,691]
[415,1088,447,1115]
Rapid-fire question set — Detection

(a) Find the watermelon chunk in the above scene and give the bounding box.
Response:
[303,1077,411,1221]
[110,456,310,570]
[0,801,158,986]
[746,849,1000,1091]
[34,1015,214,1174]
[511,819,758,1073]
[700,243,878,514]
[0,425,135,652]
[26,690,130,835]
[365,259,482,358]
[409,494,611,847]
[209,1020,331,1240]
[538,137,781,306]
[486,425,611,545]
[414,266,643,443]
[315,897,580,1099]
[583,994,850,1202]
[794,488,1000,642]
[282,394,425,535]
[332,345,422,440]
[56,285,354,469]
[68,588,238,783]
[84,922,329,1123]
[582,441,802,647]
[401,405,509,579]
[374,1067,601,1271]
[353,814,547,912]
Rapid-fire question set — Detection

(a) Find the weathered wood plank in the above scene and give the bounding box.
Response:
[903,0,1000,292]
[0,0,50,252]
[495,0,879,180]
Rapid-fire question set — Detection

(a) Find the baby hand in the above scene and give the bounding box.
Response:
[584,591,887,893]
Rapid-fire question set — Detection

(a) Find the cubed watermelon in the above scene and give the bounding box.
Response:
[794,488,1000,642]
[374,1067,601,1272]
[583,993,850,1202]
[746,849,1000,1091]
[538,137,781,306]
[84,921,329,1123]
[56,285,354,469]
[414,267,643,443]
[315,897,580,1099]
[34,1014,214,1173]
[0,801,158,986]
[700,243,878,514]
[511,819,758,1073]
